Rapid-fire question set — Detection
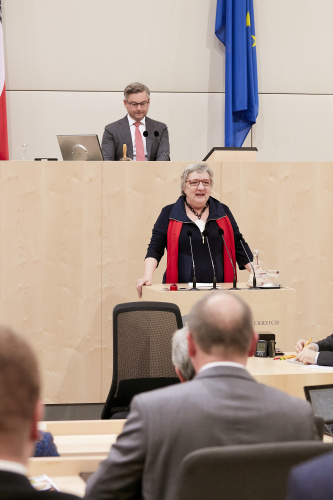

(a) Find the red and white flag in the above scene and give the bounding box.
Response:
[0,0,9,160]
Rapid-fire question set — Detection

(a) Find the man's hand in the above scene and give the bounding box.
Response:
[295,348,317,365]
[295,339,317,353]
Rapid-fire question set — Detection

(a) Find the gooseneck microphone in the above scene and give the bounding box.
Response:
[142,130,170,160]
[202,230,217,289]
[187,230,198,290]
[235,233,258,289]
[218,228,238,290]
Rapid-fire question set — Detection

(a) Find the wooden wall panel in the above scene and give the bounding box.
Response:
[0,162,102,403]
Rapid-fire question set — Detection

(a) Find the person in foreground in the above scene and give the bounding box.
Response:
[296,335,333,365]
[136,163,253,297]
[286,450,333,500]
[85,292,319,500]
[102,82,170,161]
[172,326,195,382]
[0,325,79,500]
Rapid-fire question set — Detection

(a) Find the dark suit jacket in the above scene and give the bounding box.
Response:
[0,470,80,499]
[101,116,170,161]
[286,450,333,500]
[85,365,319,500]
[317,334,333,366]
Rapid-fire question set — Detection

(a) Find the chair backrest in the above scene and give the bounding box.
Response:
[173,441,333,500]
[101,301,183,419]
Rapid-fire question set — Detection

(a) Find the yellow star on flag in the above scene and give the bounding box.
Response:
[246,11,256,47]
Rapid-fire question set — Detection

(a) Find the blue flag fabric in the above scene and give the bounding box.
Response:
[215,0,258,147]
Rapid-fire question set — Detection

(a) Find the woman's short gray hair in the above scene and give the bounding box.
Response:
[180,163,214,194]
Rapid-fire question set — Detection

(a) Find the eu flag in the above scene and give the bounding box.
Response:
[215,0,258,147]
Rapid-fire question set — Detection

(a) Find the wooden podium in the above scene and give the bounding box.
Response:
[142,283,296,351]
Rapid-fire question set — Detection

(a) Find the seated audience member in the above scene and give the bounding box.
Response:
[34,431,60,457]
[296,335,333,365]
[172,326,195,382]
[85,292,319,500]
[102,82,170,161]
[286,450,333,500]
[0,325,79,499]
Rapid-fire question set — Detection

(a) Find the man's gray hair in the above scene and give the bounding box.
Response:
[172,326,195,381]
[188,292,253,355]
[180,163,214,194]
[124,82,150,100]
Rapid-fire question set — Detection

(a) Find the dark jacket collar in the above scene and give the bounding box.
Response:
[169,196,227,223]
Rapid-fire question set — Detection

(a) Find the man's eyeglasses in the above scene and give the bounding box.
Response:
[185,179,212,187]
[126,100,150,109]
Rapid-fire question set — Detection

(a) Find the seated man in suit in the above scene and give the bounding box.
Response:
[172,326,195,382]
[85,292,320,500]
[296,335,333,365]
[286,450,333,500]
[102,82,170,161]
[0,325,78,499]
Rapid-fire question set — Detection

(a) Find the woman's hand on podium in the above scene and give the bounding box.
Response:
[136,277,153,298]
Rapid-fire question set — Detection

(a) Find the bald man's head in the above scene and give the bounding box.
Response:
[188,292,254,357]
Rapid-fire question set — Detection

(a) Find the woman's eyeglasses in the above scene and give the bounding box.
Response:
[185,179,212,187]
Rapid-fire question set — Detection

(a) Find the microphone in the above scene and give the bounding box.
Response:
[218,228,238,290]
[187,230,198,290]
[235,233,258,289]
[142,130,170,160]
[202,230,217,289]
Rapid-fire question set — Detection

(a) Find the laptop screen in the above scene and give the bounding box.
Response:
[304,384,333,423]
[57,134,103,161]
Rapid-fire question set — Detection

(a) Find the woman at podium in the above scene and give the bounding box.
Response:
[136,163,253,297]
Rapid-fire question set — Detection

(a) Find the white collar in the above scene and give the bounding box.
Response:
[127,114,146,127]
[0,459,27,476]
[199,361,246,373]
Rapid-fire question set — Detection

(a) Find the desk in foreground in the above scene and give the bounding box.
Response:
[29,420,126,496]
[143,283,296,351]
[248,355,333,400]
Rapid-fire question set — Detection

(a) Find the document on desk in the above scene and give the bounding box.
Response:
[287,359,333,371]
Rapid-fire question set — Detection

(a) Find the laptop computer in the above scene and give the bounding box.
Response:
[57,134,103,161]
[304,384,333,436]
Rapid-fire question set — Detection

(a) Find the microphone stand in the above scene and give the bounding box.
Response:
[219,230,240,290]
[187,231,199,291]
[236,234,260,290]
[203,230,217,290]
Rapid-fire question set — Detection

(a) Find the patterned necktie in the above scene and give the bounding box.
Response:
[134,122,145,161]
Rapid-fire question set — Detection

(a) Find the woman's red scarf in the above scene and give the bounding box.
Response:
[165,217,237,284]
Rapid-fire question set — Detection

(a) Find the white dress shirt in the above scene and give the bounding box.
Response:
[0,459,27,476]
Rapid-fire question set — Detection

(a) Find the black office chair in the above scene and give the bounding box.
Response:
[101,301,183,419]
[173,441,333,500]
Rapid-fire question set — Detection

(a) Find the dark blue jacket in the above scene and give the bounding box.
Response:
[146,196,252,283]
